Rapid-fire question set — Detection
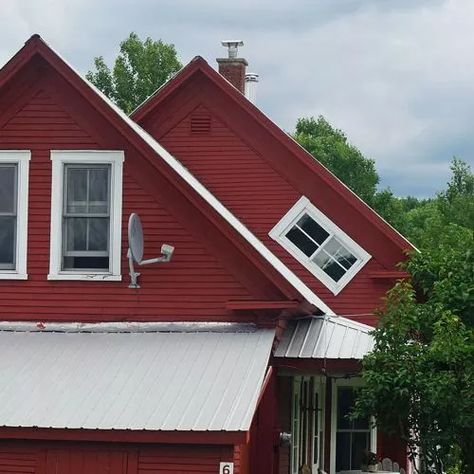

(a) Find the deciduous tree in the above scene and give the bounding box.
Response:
[86,33,182,114]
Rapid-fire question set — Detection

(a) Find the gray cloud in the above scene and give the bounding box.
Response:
[1,0,472,197]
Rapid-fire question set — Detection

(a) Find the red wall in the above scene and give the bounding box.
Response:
[0,62,283,323]
[155,103,394,324]
[0,441,234,474]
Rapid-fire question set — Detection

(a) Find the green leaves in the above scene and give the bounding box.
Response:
[86,32,182,114]
[293,116,379,203]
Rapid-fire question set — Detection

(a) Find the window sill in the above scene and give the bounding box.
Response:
[0,273,28,280]
[47,273,122,282]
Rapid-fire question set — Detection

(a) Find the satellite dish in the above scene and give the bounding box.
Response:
[128,213,144,264]
[127,213,175,289]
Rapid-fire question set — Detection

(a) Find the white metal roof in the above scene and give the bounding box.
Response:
[43,37,334,316]
[274,315,374,359]
[0,324,274,432]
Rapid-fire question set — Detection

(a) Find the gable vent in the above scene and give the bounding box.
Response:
[190,110,212,135]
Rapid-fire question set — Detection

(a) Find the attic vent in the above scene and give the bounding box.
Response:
[190,110,212,135]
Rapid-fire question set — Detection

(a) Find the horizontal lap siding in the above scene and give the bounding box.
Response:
[0,447,39,474]
[138,446,234,473]
[0,90,252,321]
[160,106,392,323]
[0,442,234,474]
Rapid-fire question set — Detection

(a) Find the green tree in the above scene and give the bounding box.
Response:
[86,32,182,114]
[353,162,474,473]
[293,116,380,203]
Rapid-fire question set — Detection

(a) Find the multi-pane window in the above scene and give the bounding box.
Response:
[0,164,17,270]
[0,151,29,279]
[62,164,110,271]
[270,197,370,294]
[49,151,123,281]
[286,214,357,283]
[335,387,372,472]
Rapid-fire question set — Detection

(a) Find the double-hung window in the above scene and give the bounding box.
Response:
[49,151,124,281]
[331,381,377,474]
[270,197,371,294]
[0,151,30,279]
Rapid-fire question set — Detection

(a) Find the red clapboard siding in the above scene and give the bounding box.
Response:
[0,442,234,474]
[0,86,258,322]
[138,445,234,473]
[0,446,39,474]
[158,105,394,323]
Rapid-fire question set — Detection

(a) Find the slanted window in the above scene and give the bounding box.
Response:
[0,151,30,280]
[49,151,124,281]
[269,197,370,294]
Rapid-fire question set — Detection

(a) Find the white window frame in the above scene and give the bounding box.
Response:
[48,150,124,281]
[330,378,377,474]
[0,150,30,280]
[269,196,371,295]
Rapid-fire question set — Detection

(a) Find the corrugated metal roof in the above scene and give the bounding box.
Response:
[0,325,274,432]
[274,315,374,359]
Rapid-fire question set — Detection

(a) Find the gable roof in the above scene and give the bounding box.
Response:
[0,35,334,315]
[132,56,415,266]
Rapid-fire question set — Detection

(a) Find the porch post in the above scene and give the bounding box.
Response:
[324,377,332,472]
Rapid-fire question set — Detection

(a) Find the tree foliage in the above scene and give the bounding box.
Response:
[86,33,182,114]
[293,116,379,203]
[352,161,474,474]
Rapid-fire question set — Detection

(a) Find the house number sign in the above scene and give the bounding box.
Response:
[219,462,234,474]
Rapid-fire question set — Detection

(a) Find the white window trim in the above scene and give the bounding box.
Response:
[48,150,124,281]
[269,196,371,295]
[330,377,377,474]
[291,376,326,474]
[0,150,30,280]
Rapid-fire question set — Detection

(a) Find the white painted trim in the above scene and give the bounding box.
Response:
[48,150,124,281]
[290,376,326,474]
[43,40,334,314]
[270,196,371,295]
[0,150,30,280]
[0,321,259,333]
[330,378,377,474]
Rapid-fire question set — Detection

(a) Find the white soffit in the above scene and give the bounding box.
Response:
[0,324,274,432]
[274,315,375,359]
[45,39,334,316]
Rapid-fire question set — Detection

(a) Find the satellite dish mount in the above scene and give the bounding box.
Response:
[127,213,174,288]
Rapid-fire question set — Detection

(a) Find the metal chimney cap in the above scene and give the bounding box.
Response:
[221,40,244,59]
[245,73,259,82]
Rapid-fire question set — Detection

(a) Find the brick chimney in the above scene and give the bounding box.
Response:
[217,40,248,94]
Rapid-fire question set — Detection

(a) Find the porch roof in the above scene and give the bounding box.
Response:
[0,322,274,432]
[274,315,375,359]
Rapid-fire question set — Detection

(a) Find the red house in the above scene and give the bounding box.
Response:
[0,35,413,474]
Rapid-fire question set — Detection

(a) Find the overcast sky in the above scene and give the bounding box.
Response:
[1,0,473,197]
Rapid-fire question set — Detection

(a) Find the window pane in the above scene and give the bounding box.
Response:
[65,217,88,252]
[88,218,108,251]
[66,167,88,213]
[336,432,351,472]
[286,227,318,257]
[337,388,355,429]
[297,214,329,245]
[63,256,109,270]
[89,167,109,213]
[323,237,357,270]
[0,216,15,268]
[352,432,370,469]
[0,165,17,214]
[312,250,346,282]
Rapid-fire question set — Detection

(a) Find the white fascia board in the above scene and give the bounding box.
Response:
[48,41,335,316]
